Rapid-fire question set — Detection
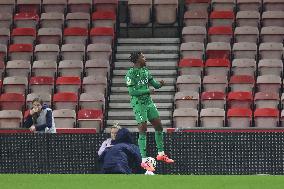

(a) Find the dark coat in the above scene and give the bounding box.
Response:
[99,128,142,174]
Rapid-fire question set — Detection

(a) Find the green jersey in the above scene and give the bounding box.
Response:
[125,67,161,106]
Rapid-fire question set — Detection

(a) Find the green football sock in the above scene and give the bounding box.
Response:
[155,131,164,153]
[138,133,147,158]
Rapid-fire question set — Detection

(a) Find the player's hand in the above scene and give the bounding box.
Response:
[30,108,37,115]
[30,125,36,133]
[150,89,155,94]
[159,80,165,87]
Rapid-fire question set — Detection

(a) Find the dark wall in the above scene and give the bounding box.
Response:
[1,132,284,174]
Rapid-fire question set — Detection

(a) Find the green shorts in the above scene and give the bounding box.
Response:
[132,103,160,124]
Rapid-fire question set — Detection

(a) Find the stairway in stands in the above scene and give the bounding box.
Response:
[107,38,180,132]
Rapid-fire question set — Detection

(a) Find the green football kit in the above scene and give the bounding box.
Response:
[125,66,164,158]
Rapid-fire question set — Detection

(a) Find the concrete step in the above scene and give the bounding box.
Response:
[109,94,173,103]
[118,38,180,44]
[113,69,177,77]
[117,46,179,53]
[111,86,175,93]
[109,102,173,109]
[112,77,176,86]
[114,61,178,70]
[116,53,179,61]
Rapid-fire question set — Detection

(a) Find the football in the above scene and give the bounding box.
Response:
[145,157,157,168]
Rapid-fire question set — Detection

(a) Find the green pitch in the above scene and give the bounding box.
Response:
[1,174,284,189]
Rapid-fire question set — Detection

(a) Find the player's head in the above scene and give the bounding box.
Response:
[110,122,121,140]
[130,51,146,67]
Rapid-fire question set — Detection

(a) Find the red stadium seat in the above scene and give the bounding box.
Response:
[201,91,226,109]
[206,42,231,59]
[14,12,39,29]
[210,11,235,27]
[254,108,279,128]
[11,28,36,44]
[77,109,103,132]
[53,92,78,110]
[29,76,54,94]
[205,58,230,77]
[227,108,252,128]
[94,0,118,13]
[211,0,235,11]
[17,0,41,14]
[208,26,233,43]
[56,76,81,93]
[227,91,253,109]
[254,92,280,109]
[0,93,25,110]
[90,27,114,45]
[178,58,204,76]
[63,27,88,44]
[9,44,33,61]
[92,11,116,28]
[229,75,255,92]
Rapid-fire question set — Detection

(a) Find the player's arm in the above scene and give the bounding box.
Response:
[148,72,163,89]
[125,74,150,96]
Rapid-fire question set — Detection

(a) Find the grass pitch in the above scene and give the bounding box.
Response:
[1,174,284,189]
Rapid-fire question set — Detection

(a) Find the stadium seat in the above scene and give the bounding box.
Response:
[208,26,233,43]
[0,61,5,77]
[17,0,41,14]
[0,93,25,110]
[204,58,230,77]
[182,26,207,43]
[180,42,204,59]
[26,93,52,109]
[42,0,67,14]
[236,11,260,27]
[259,42,283,60]
[210,11,235,27]
[94,0,118,13]
[61,44,85,61]
[58,60,83,77]
[0,13,13,29]
[0,0,15,14]
[254,92,280,109]
[262,11,284,27]
[82,76,107,94]
[185,0,210,11]
[90,27,114,45]
[40,12,64,29]
[67,0,92,13]
[66,12,90,29]
[63,27,88,45]
[263,0,284,11]
[234,26,259,43]
[0,110,23,129]
[56,76,81,93]
[174,91,199,109]
[231,59,256,76]
[53,109,76,128]
[227,91,253,109]
[92,11,116,28]
[203,75,227,93]
[9,44,33,61]
[53,92,78,110]
[260,26,284,43]
[79,92,105,110]
[87,43,112,61]
[14,12,39,29]
[0,28,10,45]
[154,0,178,25]
[0,44,6,62]
[206,42,231,59]
[37,28,62,45]
[178,58,204,76]
[77,109,103,132]
[34,44,60,61]
[232,42,257,59]
[201,91,226,109]
[211,0,235,11]
[3,76,27,94]
[32,60,57,77]
[128,0,152,25]
[254,108,279,128]
[6,60,30,77]
[236,0,262,11]
[258,59,283,77]
[11,28,36,44]
[29,76,54,94]
[176,75,201,92]
[227,108,252,128]
[85,59,110,78]
[200,108,225,128]
[229,75,255,92]
[256,75,281,94]
[173,108,198,128]
[183,10,208,27]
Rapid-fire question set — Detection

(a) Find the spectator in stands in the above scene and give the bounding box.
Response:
[23,98,56,133]
[125,51,174,172]
[99,128,142,174]
[98,123,121,156]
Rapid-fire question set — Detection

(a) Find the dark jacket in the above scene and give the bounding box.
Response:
[99,128,142,174]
